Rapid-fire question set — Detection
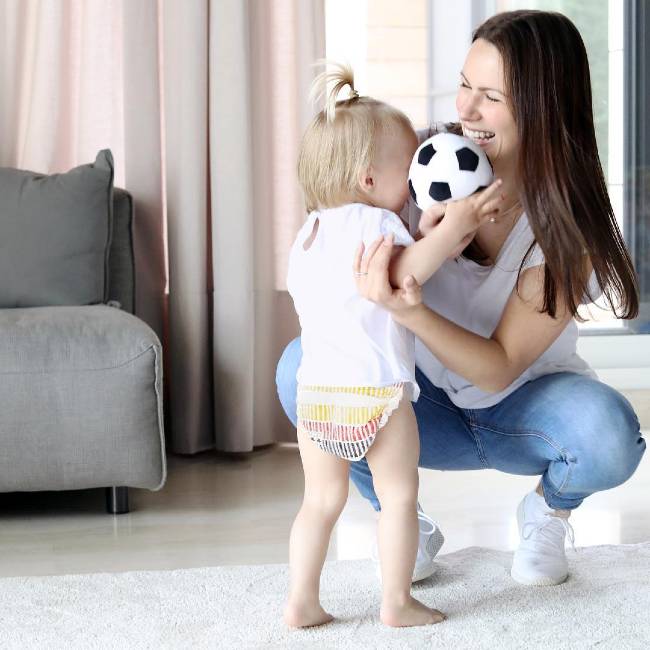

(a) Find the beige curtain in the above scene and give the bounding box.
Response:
[165,0,325,452]
[0,0,325,454]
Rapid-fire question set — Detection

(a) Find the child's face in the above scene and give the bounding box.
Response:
[367,127,419,214]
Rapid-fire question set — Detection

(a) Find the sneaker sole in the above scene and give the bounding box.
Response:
[510,566,568,586]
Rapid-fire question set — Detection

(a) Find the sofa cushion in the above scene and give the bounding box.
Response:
[0,150,114,308]
[0,305,157,372]
[0,305,166,492]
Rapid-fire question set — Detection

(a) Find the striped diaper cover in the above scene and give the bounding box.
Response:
[296,383,404,461]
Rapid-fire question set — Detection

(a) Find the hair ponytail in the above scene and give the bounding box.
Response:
[310,61,360,123]
[298,61,414,213]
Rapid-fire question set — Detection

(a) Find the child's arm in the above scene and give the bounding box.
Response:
[388,223,462,288]
[389,179,503,288]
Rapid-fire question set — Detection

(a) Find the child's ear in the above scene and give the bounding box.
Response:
[358,167,375,193]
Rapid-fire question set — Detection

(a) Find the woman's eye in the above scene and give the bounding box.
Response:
[459,82,470,89]
[486,95,500,103]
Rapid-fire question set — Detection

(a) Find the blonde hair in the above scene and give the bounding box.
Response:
[298,62,414,213]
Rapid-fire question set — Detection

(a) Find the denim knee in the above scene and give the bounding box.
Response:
[565,382,645,490]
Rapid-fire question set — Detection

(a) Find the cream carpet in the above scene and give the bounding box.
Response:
[1,544,649,649]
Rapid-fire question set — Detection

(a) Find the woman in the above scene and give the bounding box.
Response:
[276,10,645,586]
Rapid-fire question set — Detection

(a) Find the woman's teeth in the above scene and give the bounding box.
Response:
[463,127,495,141]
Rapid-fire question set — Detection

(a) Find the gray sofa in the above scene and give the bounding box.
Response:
[0,186,166,514]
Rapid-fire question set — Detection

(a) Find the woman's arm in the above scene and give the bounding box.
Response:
[356,237,576,394]
[394,266,573,392]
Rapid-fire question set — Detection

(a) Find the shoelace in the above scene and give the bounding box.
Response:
[522,512,577,553]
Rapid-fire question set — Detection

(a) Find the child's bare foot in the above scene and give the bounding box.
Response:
[283,600,334,628]
[380,595,445,628]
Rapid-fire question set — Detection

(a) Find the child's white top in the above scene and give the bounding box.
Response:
[287,203,419,401]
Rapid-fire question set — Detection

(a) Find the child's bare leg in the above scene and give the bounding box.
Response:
[365,401,445,627]
[284,428,349,628]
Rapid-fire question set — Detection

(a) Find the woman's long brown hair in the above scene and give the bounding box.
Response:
[465,10,639,319]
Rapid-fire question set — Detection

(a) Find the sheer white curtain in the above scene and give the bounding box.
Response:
[0,0,325,453]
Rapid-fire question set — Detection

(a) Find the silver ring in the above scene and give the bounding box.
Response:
[354,271,368,276]
[489,216,497,223]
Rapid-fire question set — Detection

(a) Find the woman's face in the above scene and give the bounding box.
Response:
[456,38,519,170]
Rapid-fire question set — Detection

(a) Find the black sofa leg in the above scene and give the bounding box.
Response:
[106,486,130,514]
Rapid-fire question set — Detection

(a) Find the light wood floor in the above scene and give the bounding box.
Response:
[1,436,648,578]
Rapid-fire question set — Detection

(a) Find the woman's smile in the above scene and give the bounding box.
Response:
[462,124,496,146]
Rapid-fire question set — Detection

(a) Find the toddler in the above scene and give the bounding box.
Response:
[284,62,501,628]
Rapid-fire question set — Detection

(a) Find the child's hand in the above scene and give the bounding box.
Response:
[439,179,504,241]
[418,204,446,237]
[419,179,504,242]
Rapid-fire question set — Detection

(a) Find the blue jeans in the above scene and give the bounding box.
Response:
[276,337,645,511]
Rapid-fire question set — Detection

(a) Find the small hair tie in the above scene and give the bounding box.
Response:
[349,89,360,99]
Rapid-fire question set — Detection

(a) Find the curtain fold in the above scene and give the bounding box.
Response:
[248,0,326,450]
[122,0,166,340]
[161,0,213,454]
[207,0,325,452]
[0,0,325,454]
[208,0,257,453]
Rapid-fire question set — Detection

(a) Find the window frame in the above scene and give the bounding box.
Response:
[625,0,650,336]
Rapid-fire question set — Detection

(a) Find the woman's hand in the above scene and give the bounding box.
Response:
[418,179,504,246]
[353,234,424,319]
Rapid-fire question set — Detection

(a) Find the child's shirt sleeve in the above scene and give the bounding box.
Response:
[378,209,415,247]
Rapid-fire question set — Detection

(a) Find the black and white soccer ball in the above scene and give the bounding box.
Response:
[408,132,494,211]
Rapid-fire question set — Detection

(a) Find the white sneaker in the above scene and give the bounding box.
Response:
[511,490,575,586]
[372,504,444,583]
[413,507,445,582]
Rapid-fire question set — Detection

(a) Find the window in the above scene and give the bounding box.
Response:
[325,0,430,128]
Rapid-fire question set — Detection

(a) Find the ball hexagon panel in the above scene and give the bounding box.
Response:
[456,147,479,172]
[418,144,436,166]
[429,182,452,202]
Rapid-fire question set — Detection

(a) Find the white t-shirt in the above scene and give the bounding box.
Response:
[287,203,419,401]
[407,209,597,409]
